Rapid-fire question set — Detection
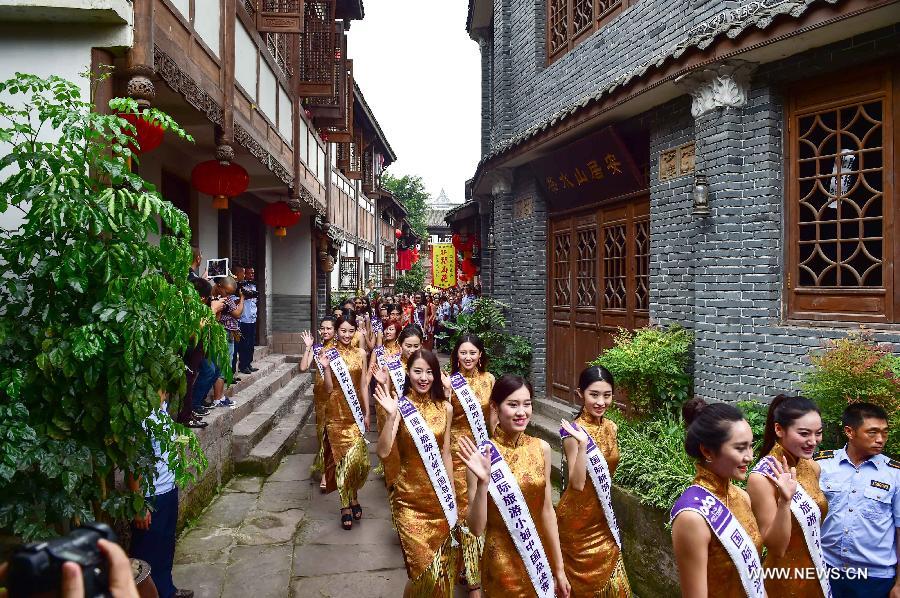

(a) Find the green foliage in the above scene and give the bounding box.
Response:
[607,409,694,511]
[0,72,222,540]
[382,173,428,240]
[737,399,768,456]
[593,325,693,415]
[802,330,900,456]
[437,297,533,378]
[393,261,426,296]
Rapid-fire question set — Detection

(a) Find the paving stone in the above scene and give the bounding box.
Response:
[300,516,399,546]
[290,427,320,454]
[292,543,406,577]
[257,480,309,512]
[172,561,226,598]
[267,452,315,482]
[290,569,409,597]
[174,527,235,565]
[237,508,307,546]
[196,490,258,529]
[224,475,264,494]
[222,543,293,598]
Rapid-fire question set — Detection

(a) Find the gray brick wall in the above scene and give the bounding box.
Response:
[272,294,312,333]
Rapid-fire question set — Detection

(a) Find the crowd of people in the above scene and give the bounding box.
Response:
[298,285,899,598]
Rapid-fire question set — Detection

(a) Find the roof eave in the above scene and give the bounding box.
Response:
[354,82,398,165]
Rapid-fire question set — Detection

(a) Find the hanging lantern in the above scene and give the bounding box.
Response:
[118,111,164,154]
[191,160,249,209]
[261,200,302,237]
[395,228,403,239]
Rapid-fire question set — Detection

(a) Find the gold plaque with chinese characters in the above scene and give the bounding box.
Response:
[659,149,678,181]
[658,142,696,181]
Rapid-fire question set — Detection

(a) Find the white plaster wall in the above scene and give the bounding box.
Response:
[197,199,219,268]
[259,61,277,126]
[193,0,220,57]
[271,216,311,295]
[234,21,256,97]
[278,85,292,143]
[170,0,190,18]
[0,19,132,234]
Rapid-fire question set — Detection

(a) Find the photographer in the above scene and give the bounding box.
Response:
[233,267,259,375]
[178,278,223,427]
[0,538,139,598]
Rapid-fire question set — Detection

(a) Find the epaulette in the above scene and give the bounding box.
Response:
[888,459,900,470]
[813,450,834,461]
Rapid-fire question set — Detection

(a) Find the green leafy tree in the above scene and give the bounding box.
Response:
[382,173,428,240]
[0,73,225,540]
[393,261,425,295]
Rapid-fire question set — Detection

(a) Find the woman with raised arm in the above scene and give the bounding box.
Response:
[747,394,829,598]
[671,398,795,598]
[556,366,631,597]
[446,335,495,595]
[373,349,459,596]
[319,311,371,531]
[299,316,337,491]
[458,375,570,598]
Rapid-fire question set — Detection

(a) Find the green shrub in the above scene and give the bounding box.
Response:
[393,261,425,295]
[607,409,694,511]
[593,324,693,415]
[802,330,900,457]
[437,297,533,378]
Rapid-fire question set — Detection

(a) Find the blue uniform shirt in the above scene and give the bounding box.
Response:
[817,446,900,578]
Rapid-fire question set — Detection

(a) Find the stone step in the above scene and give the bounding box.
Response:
[227,354,290,396]
[253,344,270,361]
[533,395,579,422]
[527,411,564,486]
[232,373,313,462]
[231,363,298,423]
[236,411,307,475]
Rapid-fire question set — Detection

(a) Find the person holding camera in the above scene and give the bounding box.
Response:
[234,267,259,375]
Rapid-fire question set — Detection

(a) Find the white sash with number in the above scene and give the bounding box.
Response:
[325,348,366,436]
[398,395,457,529]
[413,307,427,339]
[450,373,489,445]
[371,317,383,336]
[559,423,621,549]
[384,353,406,396]
[480,439,554,598]
[313,343,326,378]
[753,456,832,598]
[670,485,765,598]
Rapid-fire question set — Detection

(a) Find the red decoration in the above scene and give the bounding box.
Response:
[191,160,249,210]
[395,228,403,239]
[397,248,413,272]
[261,201,301,237]
[304,109,312,120]
[318,130,329,142]
[452,233,475,251]
[118,112,164,154]
[412,248,420,264]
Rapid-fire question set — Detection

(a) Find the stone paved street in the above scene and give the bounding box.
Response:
[172,419,469,597]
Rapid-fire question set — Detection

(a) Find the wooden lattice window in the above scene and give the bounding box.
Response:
[634,217,649,311]
[602,222,626,310]
[553,231,572,306]
[366,263,384,288]
[576,228,597,307]
[787,65,896,322]
[383,248,395,286]
[339,256,360,291]
[298,0,335,97]
[547,0,626,63]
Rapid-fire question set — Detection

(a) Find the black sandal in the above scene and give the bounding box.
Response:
[351,503,362,520]
[341,509,353,530]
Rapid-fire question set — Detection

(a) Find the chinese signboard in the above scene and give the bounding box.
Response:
[533,126,645,209]
[431,243,456,289]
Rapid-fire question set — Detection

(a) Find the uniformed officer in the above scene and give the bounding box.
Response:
[817,402,900,598]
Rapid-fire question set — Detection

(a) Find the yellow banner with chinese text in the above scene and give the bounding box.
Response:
[431,243,456,289]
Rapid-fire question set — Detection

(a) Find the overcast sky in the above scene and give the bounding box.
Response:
[350,1,480,204]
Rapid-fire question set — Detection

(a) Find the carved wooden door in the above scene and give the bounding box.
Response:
[547,195,649,403]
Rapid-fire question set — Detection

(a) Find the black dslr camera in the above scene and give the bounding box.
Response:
[238,280,259,300]
[6,522,117,597]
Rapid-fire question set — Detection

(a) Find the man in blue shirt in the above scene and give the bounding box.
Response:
[235,266,259,375]
[817,402,900,598]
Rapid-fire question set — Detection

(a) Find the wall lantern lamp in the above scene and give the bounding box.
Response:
[487,225,496,251]
[692,174,710,217]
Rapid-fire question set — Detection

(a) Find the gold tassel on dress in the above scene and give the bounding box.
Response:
[595,556,632,598]
[457,525,483,586]
[405,533,460,598]
[336,435,371,508]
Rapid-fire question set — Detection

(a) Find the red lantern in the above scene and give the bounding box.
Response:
[304,109,312,120]
[319,130,329,142]
[191,160,249,209]
[118,112,164,154]
[395,228,403,239]
[261,201,301,237]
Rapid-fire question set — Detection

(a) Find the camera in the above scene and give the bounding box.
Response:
[238,281,258,300]
[6,522,117,597]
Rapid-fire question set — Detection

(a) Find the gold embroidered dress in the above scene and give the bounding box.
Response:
[760,443,828,598]
[482,428,549,598]
[311,339,335,476]
[377,350,406,491]
[449,369,494,585]
[687,464,763,598]
[323,343,370,508]
[390,390,459,597]
[556,415,631,597]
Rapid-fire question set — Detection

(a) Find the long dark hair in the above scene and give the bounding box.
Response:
[760,394,821,457]
[575,365,615,418]
[489,374,533,409]
[334,310,357,337]
[683,398,746,460]
[402,349,446,402]
[398,324,423,346]
[450,334,488,374]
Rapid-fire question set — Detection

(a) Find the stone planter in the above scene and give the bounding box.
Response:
[611,485,680,597]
